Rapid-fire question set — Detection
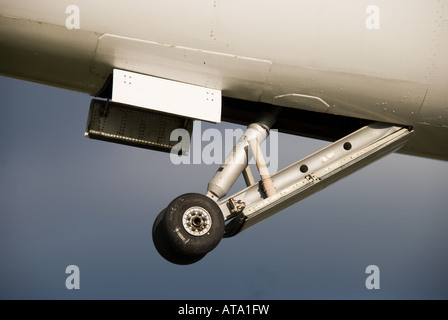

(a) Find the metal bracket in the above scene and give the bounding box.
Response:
[305,174,320,183]
[228,198,246,214]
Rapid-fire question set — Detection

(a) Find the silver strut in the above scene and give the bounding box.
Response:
[217,122,412,237]
[206,108,281,201]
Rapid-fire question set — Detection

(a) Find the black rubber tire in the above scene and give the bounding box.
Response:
[162,193,225,256]
[152,209,206,265]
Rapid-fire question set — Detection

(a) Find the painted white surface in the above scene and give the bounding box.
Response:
[112,69,221,123]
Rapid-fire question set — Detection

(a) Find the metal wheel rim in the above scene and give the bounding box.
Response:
[182,206,212,236]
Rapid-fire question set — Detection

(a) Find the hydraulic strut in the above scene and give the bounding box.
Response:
[206,107,281,200]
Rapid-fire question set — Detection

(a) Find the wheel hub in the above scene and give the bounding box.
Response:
[182,207,212,236]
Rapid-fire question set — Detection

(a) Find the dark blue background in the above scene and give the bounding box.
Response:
[1,76,447,299]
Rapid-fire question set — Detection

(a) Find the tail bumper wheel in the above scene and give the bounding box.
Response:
[152,193,225,264]
[152,209,206,265]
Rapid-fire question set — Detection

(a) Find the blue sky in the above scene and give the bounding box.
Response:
[0,75,447,299]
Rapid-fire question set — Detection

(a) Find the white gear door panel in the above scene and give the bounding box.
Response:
[112,69,221,123]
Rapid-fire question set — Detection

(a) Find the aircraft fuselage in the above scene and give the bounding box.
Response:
[1,0,447,159]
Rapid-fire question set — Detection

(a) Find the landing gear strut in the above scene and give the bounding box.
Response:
[152,107,412,264]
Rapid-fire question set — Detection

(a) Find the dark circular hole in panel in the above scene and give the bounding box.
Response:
[343,142,352,151]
